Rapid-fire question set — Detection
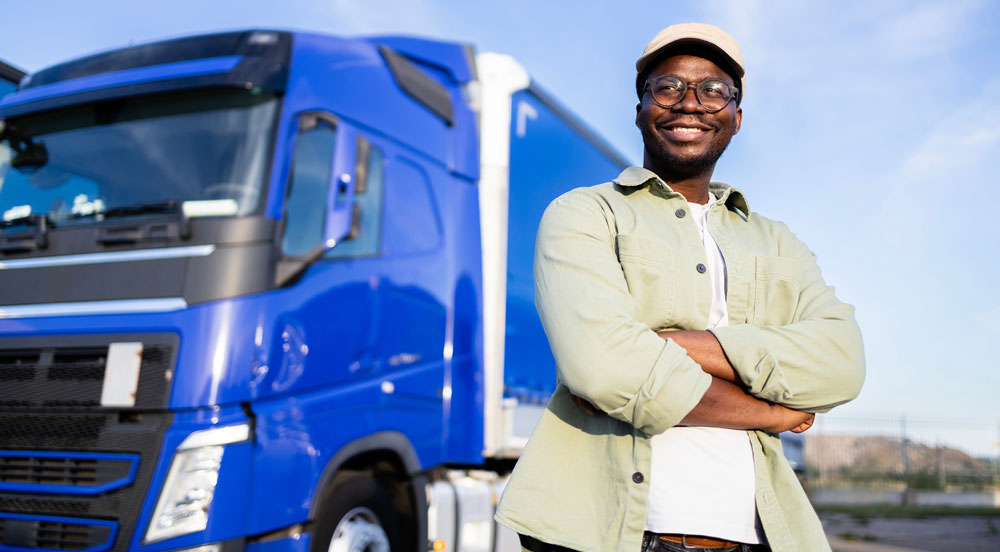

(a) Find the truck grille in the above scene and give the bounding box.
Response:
[0,411,171,551]
[0,334,177,410]
[0,414,107,446]
[0,452,137,494]
[0,514,115,551]
[0,333,178,551]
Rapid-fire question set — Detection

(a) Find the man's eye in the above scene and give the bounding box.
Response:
[701,83,725,96]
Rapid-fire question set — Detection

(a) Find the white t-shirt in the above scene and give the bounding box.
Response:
[645,193,760,543]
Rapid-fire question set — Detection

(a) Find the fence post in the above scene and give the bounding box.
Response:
[994,422,1000,488]
[936,440,945,490]
[901,415,911,505]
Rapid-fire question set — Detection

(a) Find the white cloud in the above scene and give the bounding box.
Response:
[879,0,985,60]
[871,78,1000,253]
[896,87,1000,180]
[704,0,986,83]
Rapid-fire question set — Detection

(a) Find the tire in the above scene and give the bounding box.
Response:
[311,472,403,552]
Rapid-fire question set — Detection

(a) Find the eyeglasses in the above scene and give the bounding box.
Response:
[643,74,739,113]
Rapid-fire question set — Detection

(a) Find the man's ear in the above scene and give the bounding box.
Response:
[733,106,742,136]
[635,103,641,128]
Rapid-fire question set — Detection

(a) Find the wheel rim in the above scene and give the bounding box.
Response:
[328,506,390,552]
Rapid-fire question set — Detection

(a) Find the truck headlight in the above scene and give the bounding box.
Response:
[145,424,250,543]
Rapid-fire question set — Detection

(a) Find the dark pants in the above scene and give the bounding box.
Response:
[520,534,577,552]
[520,533,771,552]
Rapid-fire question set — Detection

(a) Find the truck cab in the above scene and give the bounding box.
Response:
[0,30,627,552]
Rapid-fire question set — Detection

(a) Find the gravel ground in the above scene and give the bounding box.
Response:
[820,512,1000,552]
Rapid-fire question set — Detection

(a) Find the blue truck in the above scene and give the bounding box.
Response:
[0,30,627,552]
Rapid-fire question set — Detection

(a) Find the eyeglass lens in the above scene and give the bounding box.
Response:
[648,75,735,112]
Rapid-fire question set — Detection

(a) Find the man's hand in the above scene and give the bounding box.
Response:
[789,413,814,433]
[764,404,814,434]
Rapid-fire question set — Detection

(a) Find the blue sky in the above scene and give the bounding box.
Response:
[2,0,998,425]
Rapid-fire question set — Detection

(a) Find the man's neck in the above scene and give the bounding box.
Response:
[643,158,715,204]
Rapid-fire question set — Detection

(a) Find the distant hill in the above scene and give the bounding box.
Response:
[804,434,994,489]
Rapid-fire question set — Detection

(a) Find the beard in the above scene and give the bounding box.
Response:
[639,122,734,179]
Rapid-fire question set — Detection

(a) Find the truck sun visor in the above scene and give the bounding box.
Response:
[0,31,292,119]
[22,30,292,90]
[378,45,455,126]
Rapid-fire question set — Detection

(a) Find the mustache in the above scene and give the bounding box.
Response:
[657,117,720,131]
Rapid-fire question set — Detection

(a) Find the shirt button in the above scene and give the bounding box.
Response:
[696,263,707,273]
[675,209,686,218]
[632,472,644,484]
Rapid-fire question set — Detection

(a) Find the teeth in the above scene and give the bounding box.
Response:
[671,127,704,133]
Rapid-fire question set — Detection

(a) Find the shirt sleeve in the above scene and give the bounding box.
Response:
[709,221,866,412]
[534,191,712,435]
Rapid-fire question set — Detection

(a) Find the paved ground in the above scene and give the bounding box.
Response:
[827,537,926,552]
[820,513,1000,552]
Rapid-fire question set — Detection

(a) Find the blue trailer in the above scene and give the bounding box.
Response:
[0,30,627,552]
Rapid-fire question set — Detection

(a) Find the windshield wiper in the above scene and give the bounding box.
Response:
[79,200,191,243]
[0,213,53,252]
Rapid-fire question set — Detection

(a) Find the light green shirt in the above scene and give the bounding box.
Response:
[495,167,865,552]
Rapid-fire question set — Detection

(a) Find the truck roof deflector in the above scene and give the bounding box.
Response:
[378,45,454,126]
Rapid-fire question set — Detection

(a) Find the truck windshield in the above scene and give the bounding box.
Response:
[0,88,278,227]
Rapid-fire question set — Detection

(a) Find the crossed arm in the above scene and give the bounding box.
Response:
[660,331,812,433]
[571,330,815,434]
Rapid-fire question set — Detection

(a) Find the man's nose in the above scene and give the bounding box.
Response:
[672,86,705,113]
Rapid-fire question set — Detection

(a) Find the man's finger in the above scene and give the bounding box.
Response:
[790,415,815,433]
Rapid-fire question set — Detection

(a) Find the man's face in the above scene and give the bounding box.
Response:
[635,54,742,176]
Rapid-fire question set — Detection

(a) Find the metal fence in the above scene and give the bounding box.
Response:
[805,416,1000,492]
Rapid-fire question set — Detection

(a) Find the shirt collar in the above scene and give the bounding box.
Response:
[613,166,751,220]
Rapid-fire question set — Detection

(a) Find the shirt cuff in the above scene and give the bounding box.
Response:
[609,338,713,435]
[709,324,793,403]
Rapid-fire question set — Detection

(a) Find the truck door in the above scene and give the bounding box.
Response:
[357,147,449,454]
[270,115,448,460]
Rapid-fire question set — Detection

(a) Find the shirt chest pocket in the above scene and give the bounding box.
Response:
[751,256,802,326]
[615,234,677,329]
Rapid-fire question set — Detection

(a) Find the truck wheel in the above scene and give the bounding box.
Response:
[311,472,401,552]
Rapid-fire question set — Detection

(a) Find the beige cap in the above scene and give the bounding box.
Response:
[635,23,746,103]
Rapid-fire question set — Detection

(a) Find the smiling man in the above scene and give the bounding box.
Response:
[495,23,866,552]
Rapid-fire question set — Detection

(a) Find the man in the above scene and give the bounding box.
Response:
[495,23,865,552]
